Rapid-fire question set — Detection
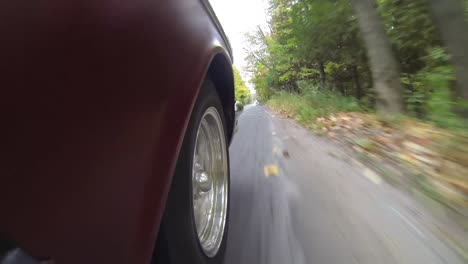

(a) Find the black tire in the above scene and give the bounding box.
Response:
[152,80,230,264]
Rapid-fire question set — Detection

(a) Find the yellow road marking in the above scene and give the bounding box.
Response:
[264,164,279,177]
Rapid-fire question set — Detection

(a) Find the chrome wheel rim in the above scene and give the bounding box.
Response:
[192,106,228,257]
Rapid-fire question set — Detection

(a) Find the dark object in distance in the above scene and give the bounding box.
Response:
[235,101,244,111]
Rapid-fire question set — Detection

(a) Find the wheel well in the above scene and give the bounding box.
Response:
[206,53,235,141]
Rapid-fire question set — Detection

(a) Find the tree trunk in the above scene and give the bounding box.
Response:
[427,0,468,102]
[350,0,404,114]
[353,65,362,99]
[318,61,326,89]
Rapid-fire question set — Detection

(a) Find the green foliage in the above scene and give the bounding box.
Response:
[379,0,440,74]
[423,49,467,129]
[402,47,467,130]
[245,0,370,101]
[233,66,250,105]
[244,0,468,130]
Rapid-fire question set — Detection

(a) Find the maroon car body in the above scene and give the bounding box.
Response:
[0,0,234,263]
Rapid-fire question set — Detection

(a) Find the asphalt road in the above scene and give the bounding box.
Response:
[225,105,464,264]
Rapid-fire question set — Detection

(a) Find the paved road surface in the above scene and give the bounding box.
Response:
[225,105,463,264]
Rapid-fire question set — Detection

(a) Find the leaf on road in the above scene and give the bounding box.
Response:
[264,165,279,177]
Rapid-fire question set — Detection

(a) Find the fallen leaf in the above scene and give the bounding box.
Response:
[264,165,279,177]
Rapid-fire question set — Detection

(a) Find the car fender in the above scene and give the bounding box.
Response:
[0,0,233,263]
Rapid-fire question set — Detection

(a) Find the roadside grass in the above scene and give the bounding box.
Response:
[267,90,363,129]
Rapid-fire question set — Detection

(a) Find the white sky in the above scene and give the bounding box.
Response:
[209,0,268,91]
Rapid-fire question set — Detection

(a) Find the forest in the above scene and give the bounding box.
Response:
[244,0,468,130]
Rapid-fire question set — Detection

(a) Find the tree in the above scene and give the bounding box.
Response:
[268,0,300,91]
[291,0,345,87]
[233,66,250,104]
[350,0,404,114]
[427,0,468,103]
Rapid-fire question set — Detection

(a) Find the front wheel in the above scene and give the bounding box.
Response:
[153,80,230,264]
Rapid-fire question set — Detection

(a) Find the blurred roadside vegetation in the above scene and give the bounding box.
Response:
[246,0,468,131]
[268,85,362,127]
